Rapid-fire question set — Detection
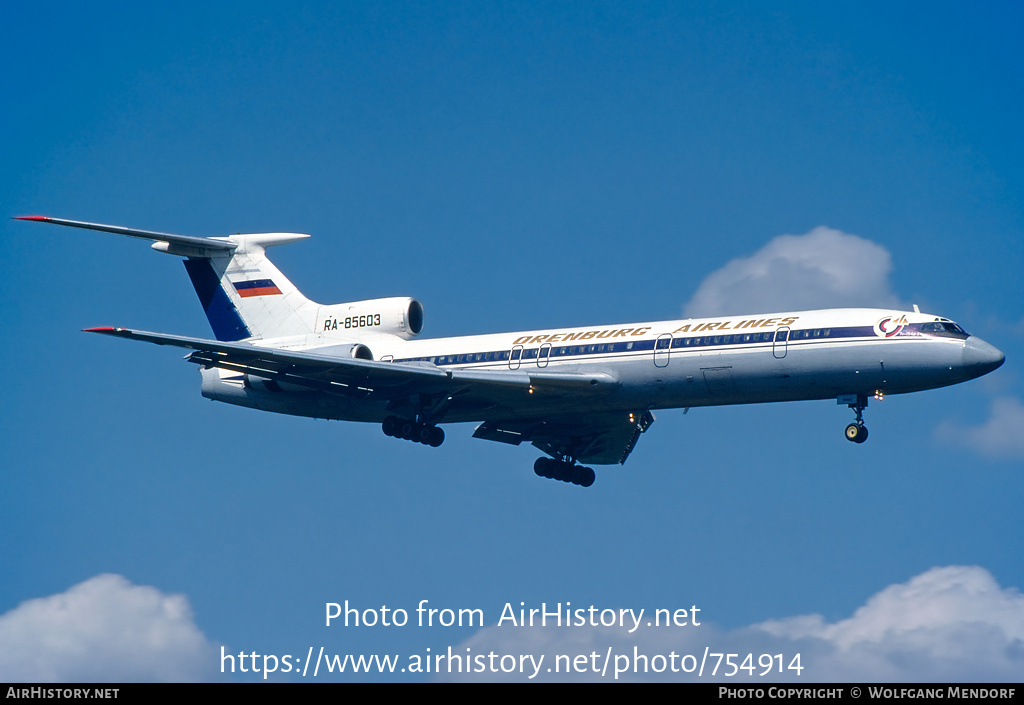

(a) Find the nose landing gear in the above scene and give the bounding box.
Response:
[840,394,869,444]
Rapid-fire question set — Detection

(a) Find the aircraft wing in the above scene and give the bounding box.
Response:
[86,326,654,464]
[84,326,620,408]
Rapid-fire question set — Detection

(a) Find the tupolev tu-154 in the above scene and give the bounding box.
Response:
[19,216,1005,487]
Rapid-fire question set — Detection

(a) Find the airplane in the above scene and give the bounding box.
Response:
[18,216,1006,487]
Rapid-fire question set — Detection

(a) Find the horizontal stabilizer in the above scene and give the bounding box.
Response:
[15,216,237,254]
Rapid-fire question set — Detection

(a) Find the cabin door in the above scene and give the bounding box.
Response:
[773,327,790,359]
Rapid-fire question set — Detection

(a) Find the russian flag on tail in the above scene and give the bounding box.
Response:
[232,279,282,297]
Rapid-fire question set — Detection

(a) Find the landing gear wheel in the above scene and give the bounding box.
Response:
[534,457,552,478]
[845,423,868,444]
[843,395,870,444]
[533,457,595,486]
[382,415,444,447]
[573,466,596,487]
[428,426,445,447]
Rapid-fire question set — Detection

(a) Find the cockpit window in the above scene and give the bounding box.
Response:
[916,321,969,338]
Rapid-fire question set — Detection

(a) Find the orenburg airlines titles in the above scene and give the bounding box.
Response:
[510,317,800,346]
[671,316,799,334]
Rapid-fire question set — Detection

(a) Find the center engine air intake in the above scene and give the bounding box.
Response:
[316,297,424,340]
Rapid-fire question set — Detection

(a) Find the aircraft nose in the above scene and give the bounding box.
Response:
[962,336,1005,377]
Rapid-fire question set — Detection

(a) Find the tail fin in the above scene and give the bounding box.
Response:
[183,233,319,341]
[16,217,320,341]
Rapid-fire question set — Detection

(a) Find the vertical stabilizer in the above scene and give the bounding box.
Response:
[183,233,320,341]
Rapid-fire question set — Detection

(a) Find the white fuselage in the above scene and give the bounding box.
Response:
[201,307,1003,425]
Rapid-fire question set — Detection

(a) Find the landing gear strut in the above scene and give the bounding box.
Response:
[382,415,444,447]
[841,394,869,444]
[534,457,596,487]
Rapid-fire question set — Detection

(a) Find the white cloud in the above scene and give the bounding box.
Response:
[684,226,904,317]
[442,566,1024,682]
[0,574,217,682]
[758,566,1024,682]
[936,397,1024,459]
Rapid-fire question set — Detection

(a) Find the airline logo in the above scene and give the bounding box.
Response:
[232,279,283,298]
[874,315,908,338]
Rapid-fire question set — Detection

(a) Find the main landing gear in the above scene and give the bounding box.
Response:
[841,394,869,444]
[382,415,445,447]
[534,457,596,488]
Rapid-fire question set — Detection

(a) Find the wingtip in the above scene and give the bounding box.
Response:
[83,326,119,333]
[14,215,52,221]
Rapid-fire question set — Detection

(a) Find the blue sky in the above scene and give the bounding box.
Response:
[2,1,1022,682]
